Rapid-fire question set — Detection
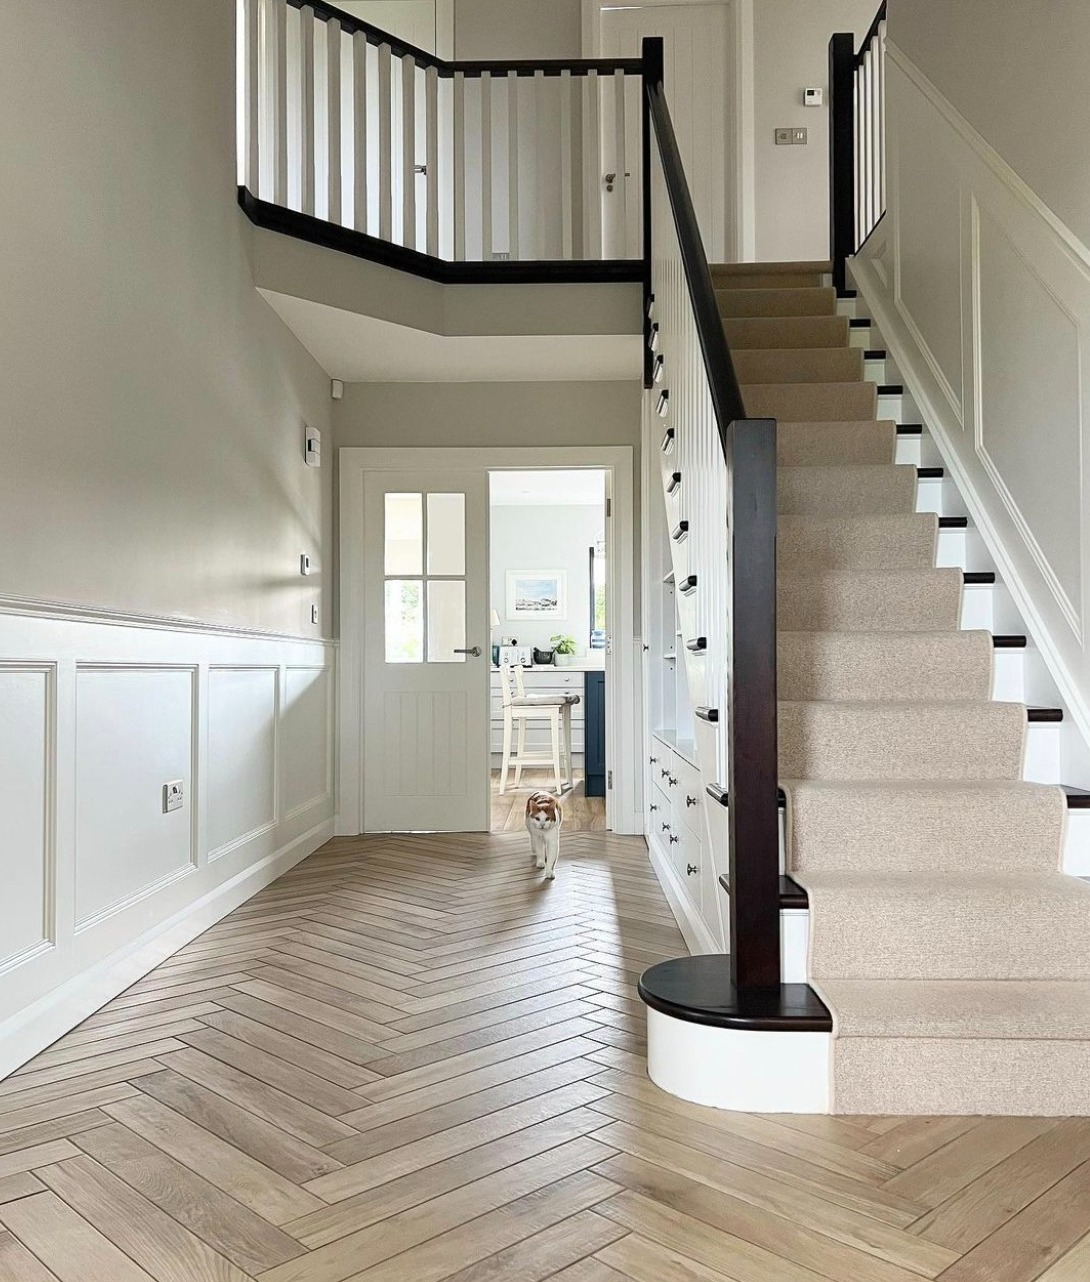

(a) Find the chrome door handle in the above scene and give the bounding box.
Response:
[453,646,482,657]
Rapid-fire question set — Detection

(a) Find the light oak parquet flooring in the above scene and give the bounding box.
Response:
[1,831,1089,1280]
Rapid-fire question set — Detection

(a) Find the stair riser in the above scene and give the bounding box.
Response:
[723,315,849,350]
[834,1040,1090,1115]
[733,349,864,385]
[718,288,836,318]
[779,814,1090,981]
[779,704,1026,781]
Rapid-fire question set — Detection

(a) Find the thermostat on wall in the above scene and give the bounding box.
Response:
[804,87,824,107]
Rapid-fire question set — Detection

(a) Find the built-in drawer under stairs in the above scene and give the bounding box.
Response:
[646,259,1090,1115]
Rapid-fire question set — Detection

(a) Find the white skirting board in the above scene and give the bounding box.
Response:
[0,818,333,1079]
[646,1007,832,1113]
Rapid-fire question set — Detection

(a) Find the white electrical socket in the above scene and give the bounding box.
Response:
[163,780,184,814]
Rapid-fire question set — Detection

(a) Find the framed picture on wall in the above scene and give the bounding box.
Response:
[506,570,567,620]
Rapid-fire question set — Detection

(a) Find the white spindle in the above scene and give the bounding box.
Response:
[583,71,601,260]
[326,18,342,224]
[244,0,260,193]
[560,70,573,260]
[378,43,392,241]
[613,70,626,258]
[300,6,316,215]
[274,0,287,202]
[507,71,519,260]
[426,65,439,256]
[872,31,877,230]
[353,32,368,233]
[863,49,874,238]
[453,72,466,259]
[569,72,584,260]
[480,73,492,260]
[533,70,546,258]
[853,70,862,248]
[878,21,887,213]
[402,56,416,248]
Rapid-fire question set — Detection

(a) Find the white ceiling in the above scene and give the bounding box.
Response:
[490,470,607,507]
[259,291,642,383]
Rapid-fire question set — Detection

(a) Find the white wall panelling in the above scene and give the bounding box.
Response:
[0,605,335,1081]
[0,664,54,975]
[851,40,1090,789]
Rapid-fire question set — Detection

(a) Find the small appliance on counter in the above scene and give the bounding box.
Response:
[495,643,532,668]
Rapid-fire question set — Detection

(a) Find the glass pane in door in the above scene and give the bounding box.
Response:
[385,580,424,662]
[385,493,423,574]
[426,493,466,575]
[427,579,466,662]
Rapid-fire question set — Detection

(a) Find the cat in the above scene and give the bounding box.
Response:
[525,790,563,881]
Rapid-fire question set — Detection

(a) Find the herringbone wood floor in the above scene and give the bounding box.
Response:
[2,834,1090,1281]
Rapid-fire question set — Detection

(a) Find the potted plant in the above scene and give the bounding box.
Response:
[551,634,577,667]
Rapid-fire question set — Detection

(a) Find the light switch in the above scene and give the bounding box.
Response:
[301,553,311,576]
[304,423,321,467]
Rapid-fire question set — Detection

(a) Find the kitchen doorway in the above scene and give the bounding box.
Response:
[488,470,609,834]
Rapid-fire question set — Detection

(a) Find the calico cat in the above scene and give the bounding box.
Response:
[525,790,563,881]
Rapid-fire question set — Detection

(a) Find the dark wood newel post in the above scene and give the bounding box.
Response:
[828,32,856,295]
[641,37,664,389]
[726,419,781,994]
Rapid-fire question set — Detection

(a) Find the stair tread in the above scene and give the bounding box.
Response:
[818,978,1090,1040]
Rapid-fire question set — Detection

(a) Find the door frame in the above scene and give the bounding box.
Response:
[581,0,756,261]
[338,445,640,836]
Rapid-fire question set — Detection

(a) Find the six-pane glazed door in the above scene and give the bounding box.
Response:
[363,470,490,831]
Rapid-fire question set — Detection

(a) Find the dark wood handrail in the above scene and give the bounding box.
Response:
[287,0,642,77]
[642,44,746,440]
[854,0,887,66]
[643,37,781,994]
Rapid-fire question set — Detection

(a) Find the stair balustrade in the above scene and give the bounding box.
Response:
[829,3,887,294]
[643,37,781,994]
[237,0,643,268]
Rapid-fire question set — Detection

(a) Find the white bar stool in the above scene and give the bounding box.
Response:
[497,664,579,795]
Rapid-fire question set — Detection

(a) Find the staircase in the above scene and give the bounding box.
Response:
[714,259,1090,1115]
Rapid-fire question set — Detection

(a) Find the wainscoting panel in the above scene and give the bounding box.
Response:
[0,665,53,971]
[0,605,335,1079]
[74,666,197,929]
[853,41,1090,776]
[974,201,1084,634]
[282,665,332,817]
[207,665,278,856]
[891,81,965,421]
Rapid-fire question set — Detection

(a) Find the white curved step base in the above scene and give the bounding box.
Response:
[646,1007,831,1112]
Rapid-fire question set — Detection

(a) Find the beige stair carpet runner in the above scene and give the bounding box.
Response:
[714,260,1090,1115]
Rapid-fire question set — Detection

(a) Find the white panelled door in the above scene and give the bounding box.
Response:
[600,3,731,260]
[363,469,490,831]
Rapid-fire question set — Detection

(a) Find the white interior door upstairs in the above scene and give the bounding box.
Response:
[599,2,732,262]
[362,470,490,832]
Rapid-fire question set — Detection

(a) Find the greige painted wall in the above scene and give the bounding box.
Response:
[754,0,879,261]
[333,381,641,450]
[333,380,641,626]
[890,0,1090,249]
[454,0,583,59]
[1,0,332,635]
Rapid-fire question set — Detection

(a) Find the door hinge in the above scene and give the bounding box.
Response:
[607,770,613,789]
